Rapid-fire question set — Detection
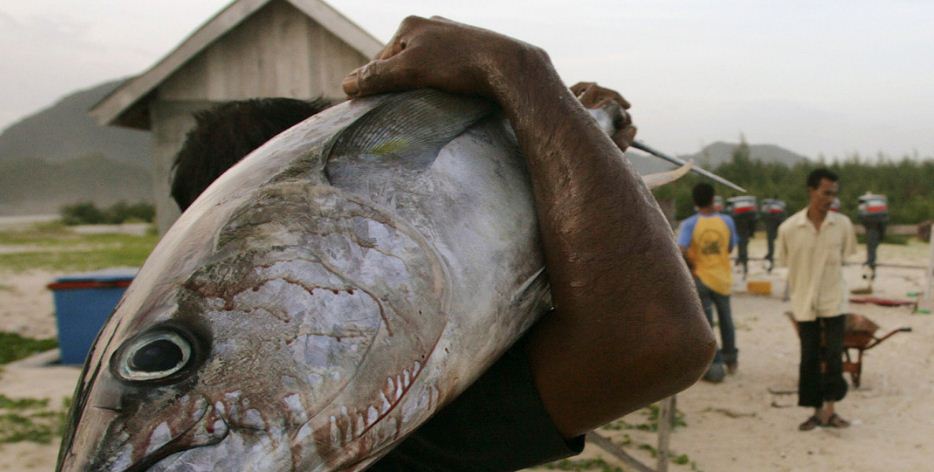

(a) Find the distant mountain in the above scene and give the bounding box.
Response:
[0,80,151,169]
[0,154,152,216]
[683,141,809,168]
[627,141,809,175]
[0,80,155,215]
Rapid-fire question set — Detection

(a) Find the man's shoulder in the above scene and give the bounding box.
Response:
[778,210,803,233]
[677,214,700,235]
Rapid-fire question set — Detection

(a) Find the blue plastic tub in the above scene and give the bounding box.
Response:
[47,268,137,365]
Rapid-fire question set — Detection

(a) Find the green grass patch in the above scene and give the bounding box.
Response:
[0,221,73,246]
[602,403,687,432]
[0,395,70,444]
[0,225,158,272]
[0,332,58,364]
[0,243,155,272]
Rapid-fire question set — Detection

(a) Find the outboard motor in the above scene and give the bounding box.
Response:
[726,196,758,278]
[858,192,889,278]
[760,198,787,273]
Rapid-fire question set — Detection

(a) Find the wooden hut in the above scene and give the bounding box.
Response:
[90,0,383,233]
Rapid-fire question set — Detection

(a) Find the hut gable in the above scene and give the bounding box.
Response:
[89,0,383,233]
[159,1,369,102]
[91,0,382,130]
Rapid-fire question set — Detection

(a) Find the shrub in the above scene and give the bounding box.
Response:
[60,201,155,225]
[60,202,105,225]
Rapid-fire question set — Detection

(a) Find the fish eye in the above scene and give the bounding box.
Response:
[115,330,193,382]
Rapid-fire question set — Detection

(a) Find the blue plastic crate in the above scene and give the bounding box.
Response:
[48,268,137,365]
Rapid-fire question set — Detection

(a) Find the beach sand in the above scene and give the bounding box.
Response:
[1,238,931,471]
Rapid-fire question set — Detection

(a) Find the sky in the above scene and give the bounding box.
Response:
[1,0,932,160]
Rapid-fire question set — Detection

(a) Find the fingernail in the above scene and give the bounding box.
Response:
[342,69,360,97]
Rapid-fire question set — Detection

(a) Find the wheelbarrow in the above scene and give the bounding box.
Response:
[785,312,911,388]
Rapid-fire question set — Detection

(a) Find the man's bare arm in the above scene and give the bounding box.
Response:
[343,16,715,438]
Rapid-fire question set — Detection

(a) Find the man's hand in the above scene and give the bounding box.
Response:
[570,81,637,152]
[343,16,544,101]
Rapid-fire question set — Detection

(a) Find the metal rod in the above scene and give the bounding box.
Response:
[631,140,746,193]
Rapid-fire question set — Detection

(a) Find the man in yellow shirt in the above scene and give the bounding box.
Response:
[777,168,858,431]
[678,183,739,382]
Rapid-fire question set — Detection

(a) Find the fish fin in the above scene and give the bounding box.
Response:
[641,160,694,189]
[325,89,495,181]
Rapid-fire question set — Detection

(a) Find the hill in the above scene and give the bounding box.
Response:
[0,80,151,169]
[683,141,809,168]
[627,141,809,175]
[0,80,155,215]
[0,154,152,216]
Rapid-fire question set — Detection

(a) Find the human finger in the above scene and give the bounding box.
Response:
[575,83,602,108]
[612,125,637,152]
[342,55,414,98]
[573,82,631,111]
[570,81,596,98]
[596,89,630,110]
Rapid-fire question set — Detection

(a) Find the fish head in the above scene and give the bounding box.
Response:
[58,179,449,470]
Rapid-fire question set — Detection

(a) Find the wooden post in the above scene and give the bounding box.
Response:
[656,396,676,472]
[925,234,934,304]
[590,396,678,472]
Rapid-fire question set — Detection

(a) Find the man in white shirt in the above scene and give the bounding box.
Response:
[777,168,858,431]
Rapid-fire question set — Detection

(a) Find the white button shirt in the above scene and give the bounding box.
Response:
[776,209,858,322]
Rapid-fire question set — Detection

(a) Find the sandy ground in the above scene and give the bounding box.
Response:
[0,237,931,471]
[0,269,80,472]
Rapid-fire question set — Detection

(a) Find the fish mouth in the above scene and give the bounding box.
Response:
[58,400,230,472]
[121,406,229,472]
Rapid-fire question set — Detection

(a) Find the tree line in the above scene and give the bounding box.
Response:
[652,142,934,225]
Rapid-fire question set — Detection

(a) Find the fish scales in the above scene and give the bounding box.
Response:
[57,90,565,471]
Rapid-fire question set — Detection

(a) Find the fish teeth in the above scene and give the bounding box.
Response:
[211,420,228,438]
[413,361,422,375]
[395,375,404,400]
[386,377,395,397]
[329,416,340,448]
[367,406,379,425]
[355,413,365,436]
[379,392,391,414]
[402,368,412,388]
[339,407,353,443]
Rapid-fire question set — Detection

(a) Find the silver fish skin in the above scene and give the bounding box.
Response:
[57,89,603,471]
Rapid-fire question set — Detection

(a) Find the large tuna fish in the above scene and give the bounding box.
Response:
[57,89,686,471]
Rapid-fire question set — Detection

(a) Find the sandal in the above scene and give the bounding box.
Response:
[798,415,821,431]
[822,413,850,428]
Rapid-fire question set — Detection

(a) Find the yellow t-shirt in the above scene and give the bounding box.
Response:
[677,213,737,295]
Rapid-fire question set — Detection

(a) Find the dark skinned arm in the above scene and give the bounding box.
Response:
[343,16,715,439]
